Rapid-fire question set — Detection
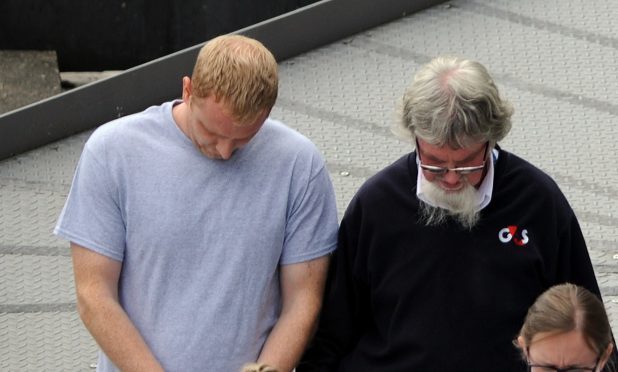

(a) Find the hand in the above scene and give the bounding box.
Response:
[241,362,278,372]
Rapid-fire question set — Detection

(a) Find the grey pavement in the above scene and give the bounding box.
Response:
[2,0,618,370]
[0,50,62,114]
[59,71,122,90]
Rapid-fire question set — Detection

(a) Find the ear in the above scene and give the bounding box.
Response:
[598,342,614,371]
[517,336,527,351]
[182,77,192,103]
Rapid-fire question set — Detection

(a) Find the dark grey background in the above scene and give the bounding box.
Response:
[0,0,317,70]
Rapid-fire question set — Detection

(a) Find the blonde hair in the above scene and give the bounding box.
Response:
[518,283,613,358]
[191,34,278,123]
[396,56,513,149]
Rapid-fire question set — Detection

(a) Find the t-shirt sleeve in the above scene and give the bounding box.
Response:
[280,157,338,265]
[53,135,126,262]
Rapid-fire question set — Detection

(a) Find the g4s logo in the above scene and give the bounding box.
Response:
[498,225,529,246]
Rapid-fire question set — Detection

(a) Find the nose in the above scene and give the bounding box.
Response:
[441,169,462,186]
[216,140,235,160]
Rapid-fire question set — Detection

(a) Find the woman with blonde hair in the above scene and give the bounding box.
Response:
[516,283,614,371]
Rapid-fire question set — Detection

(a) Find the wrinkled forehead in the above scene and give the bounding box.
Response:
[416,138,487,162]
[527,330,600,368]
[416,136,487,152]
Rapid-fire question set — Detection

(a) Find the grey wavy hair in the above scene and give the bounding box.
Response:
[395,56,514,149]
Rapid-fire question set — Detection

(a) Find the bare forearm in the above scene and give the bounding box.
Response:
[78,296,163,372]
[257,304,320,371]
[257,257,330,371]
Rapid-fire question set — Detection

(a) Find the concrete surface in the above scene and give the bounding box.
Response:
[0,50,62,114]
[59,71,122,90]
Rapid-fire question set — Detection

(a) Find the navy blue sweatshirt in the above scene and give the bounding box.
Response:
[299,148,604,372]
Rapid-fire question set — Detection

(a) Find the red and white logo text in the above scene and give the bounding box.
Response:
[498,225,529,246]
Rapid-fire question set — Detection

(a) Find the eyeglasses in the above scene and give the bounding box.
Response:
[526,349,601,372]
[528,364,597,372]
[527,361,599,372]
[416,140,489,176]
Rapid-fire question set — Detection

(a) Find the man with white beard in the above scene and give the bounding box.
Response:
[298,56,607,371]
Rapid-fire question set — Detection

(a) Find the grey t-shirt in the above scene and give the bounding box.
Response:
[54,101,338,371]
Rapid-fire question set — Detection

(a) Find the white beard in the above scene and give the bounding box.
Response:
[419,177,481,230]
